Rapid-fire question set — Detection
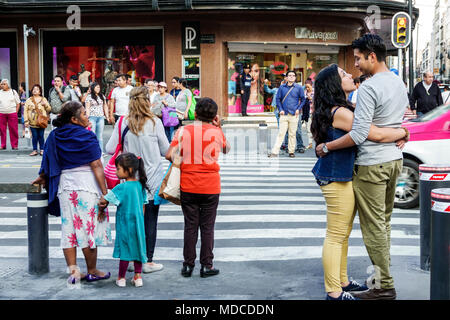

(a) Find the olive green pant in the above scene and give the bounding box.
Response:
[353,159,402,290]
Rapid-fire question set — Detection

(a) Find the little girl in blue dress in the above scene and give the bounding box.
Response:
[99,153,148,287]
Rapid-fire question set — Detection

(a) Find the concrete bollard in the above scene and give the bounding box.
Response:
[258,123,268,156]
[419,164,450,271]
[430,188,450,300]
[27,192,49,275]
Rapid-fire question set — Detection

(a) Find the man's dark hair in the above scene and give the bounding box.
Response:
[70,74,78,81]
[144,78,153,84]
[125,74,131,80]
[54,75,64,81]
[195,97,218,122]
[351,33,387,63]
[286,70,296,77]
[116,74,127,81]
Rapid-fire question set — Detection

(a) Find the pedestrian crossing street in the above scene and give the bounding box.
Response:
[0,155,420,262]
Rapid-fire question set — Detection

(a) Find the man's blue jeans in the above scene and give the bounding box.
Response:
[89,116,105,153]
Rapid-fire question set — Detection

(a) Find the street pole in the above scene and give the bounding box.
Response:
[408,0,414,93]
[23,24,29,99]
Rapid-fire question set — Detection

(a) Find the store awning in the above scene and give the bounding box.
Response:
[227,42,342,54]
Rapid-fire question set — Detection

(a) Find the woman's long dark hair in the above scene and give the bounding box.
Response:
[52,101,84,128]
[89,82,105,103]
[310,64,354,145]
[115,153,148,192]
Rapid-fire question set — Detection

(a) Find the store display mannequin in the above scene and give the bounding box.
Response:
[104,63,118,96]
[78,64,91,93]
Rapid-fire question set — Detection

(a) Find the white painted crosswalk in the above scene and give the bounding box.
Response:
[0,156,420,261]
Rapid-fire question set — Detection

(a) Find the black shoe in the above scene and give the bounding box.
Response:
[289,153,295,158]
[200,265,219,278]
[342,280,369,292]
[181,265,194,277]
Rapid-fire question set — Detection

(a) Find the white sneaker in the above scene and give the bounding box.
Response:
[143,263,164,273]
[116,278,126,287]
[131,277,143,287]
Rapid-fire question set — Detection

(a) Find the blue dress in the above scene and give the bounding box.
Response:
[105,181,148,263]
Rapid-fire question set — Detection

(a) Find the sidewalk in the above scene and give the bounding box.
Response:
[0,256,430,300]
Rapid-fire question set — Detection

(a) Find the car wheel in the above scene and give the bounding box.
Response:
[394,158,420,209]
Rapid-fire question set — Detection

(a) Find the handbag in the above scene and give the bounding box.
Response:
[161,106,179,127]
[104,116,129,189]
[158,127,184,205]
[33,98,49,129]
[187,94,197,120]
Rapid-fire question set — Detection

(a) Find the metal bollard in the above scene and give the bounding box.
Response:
[419,164,450,271]
[27,192,49,275]
[430,188,450,300]
[258,123,268,156]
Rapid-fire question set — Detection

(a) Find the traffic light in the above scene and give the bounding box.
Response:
[391,12,411,49]
[397,17,407,43]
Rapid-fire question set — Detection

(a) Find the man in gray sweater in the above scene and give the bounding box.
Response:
[316,34,409,300]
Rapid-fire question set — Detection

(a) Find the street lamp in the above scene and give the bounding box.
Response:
[23,24,36,99]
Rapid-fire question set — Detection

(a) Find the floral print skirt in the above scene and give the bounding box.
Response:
[59,190,112,249]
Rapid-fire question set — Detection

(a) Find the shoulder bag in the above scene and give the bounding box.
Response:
[104,116,129,189]
[33,97,49,129]
[158,127,184,205]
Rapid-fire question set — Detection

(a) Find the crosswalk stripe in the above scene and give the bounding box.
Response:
[220,188,322,194]
[221,183,320,187]
[0,228,419,240]
[0,204,420,214]
[0,245,419,261]
[0,214,419,226]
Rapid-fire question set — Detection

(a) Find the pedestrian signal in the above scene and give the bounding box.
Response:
[391,12,411,49]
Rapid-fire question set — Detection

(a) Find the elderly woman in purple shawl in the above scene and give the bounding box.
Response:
[32,101,111,285]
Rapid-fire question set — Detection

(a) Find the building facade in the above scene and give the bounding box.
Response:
[430,0,449,82]
[0,0,418,116]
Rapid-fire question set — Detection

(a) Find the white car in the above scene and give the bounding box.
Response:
[395,104,450,208]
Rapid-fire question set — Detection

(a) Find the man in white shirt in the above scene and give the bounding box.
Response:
[0,79,20,149]
[109,74,133,125]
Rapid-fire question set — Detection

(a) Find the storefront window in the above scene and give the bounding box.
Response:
[42,29,164,96]
[0,32,18,89]
[228,53,265,114]
[182,56,200,97]
[52,45,156,94]
[306,53,338,80]
[0,48,11,81]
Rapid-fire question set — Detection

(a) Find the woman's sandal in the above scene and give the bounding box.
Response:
[85,271,111,282]
[29,151,38,156]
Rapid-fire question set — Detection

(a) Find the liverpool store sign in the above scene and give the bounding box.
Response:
[295,27,338,41]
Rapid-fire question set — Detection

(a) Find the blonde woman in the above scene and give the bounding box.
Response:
[24,84,51,156]
[105,86,169,274]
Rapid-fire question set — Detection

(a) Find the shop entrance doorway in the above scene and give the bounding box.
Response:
[227,43,339,115]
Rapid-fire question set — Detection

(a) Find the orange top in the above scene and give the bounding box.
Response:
[170,123,227,194]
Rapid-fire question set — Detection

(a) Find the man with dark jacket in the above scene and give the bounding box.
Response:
[410,72,443,116]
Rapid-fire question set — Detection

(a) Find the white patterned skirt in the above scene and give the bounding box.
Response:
[58,166,112,249]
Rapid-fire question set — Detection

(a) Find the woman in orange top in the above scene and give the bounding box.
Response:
[166,97,230,278]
